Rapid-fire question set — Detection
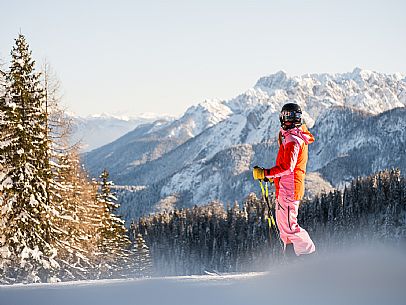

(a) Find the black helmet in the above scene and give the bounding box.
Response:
[279,103,302,130]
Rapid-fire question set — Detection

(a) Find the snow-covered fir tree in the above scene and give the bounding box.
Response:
[132,233,152,277]
[0,34,60,283]
[95,169,131,278]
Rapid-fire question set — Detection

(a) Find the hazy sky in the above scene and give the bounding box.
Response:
[1,0,405,117]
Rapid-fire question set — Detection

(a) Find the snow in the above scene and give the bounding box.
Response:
[0,245,11,259]
[1,246,405,305]
[29,194,38,206]
[250,67,406,118]
[6,101,17,111]
[0,176,13,191]
[15,58,25,67]
[170,98,233,138]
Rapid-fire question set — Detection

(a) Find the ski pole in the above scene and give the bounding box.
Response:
[259,179,284,252]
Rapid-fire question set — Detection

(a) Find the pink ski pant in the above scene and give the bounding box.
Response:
[276,196,316,256]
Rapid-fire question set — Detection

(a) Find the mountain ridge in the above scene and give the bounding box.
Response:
[70,113,174,152]
[82,68,406,220]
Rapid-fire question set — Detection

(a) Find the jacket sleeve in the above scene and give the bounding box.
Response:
[264,140,300,178]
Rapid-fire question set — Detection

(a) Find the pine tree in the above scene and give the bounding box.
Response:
[99,169,118,214]
[0,34,60,283]
[132,233,152,277]
[95,169,131,278]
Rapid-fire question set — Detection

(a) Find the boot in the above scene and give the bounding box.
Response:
[284,243,297,261]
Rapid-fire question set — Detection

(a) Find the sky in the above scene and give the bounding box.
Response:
[1,0,405,117]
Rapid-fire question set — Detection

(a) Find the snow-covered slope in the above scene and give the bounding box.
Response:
[69,113,174,152]
[82,68,406,219]
[2,247,405,305]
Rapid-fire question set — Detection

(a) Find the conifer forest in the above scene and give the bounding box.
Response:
[1,34,406,284]
[131,169,406,276]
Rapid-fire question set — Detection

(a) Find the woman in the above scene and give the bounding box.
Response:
[253,103,316,257]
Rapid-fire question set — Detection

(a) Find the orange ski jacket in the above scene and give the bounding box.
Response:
[264,124,314,201]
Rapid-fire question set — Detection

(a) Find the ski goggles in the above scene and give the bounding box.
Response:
[279,110,302,122]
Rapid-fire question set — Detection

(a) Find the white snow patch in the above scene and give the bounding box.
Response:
[0,176,13,191]
[29,194,38,206]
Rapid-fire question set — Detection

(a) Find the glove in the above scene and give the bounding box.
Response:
[253,166,274,183]
[252,166,265,180]
[264,177,274,183]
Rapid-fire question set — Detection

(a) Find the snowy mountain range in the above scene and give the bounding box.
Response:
[309,106,406,186]
[69,113,174,152]
[82,68,406,221]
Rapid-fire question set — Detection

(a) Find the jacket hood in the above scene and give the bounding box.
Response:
[282,124,315,145]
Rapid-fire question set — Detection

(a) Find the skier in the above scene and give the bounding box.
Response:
[253,103,316,257]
